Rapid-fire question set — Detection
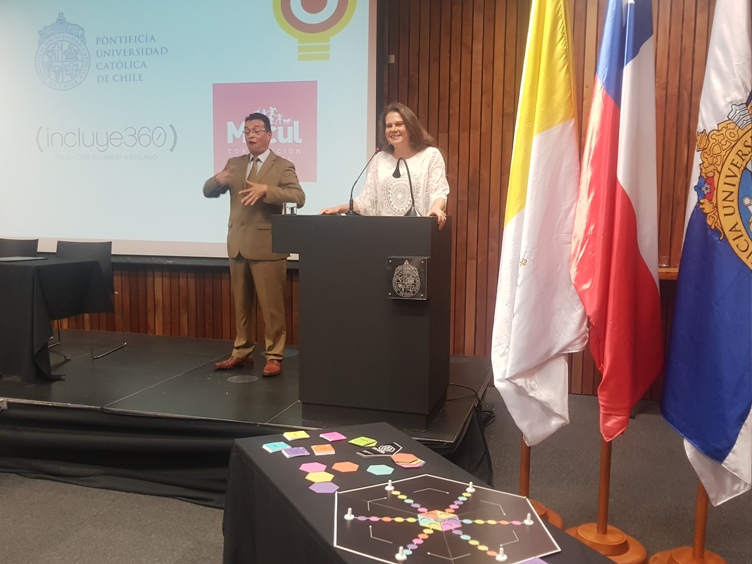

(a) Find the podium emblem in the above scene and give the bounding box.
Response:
[387,257,427,300]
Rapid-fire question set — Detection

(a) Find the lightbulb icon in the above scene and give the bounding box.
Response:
[274,0,357,61]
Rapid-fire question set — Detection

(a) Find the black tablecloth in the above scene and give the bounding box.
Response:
[0,257,112,382]
[223,422,611,564]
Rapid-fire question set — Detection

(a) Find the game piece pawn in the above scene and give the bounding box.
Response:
[385,479,394,492]
[395,546,408,561]
[523,512,534,525]
[344,507,355,521]
[466,481,475,493]
[495,546,507,561]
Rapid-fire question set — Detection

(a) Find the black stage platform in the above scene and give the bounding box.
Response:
[0,330,493,507]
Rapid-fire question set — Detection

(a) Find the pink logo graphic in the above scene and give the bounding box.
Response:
[212,81,317,181]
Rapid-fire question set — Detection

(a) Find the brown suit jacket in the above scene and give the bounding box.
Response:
[204,152,305,260]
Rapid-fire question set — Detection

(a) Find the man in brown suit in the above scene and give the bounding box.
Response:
[204,112,305,376]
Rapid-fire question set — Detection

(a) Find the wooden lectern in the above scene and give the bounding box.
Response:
[272,215,452,428]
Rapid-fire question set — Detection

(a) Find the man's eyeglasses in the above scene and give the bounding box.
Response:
[244,128,269,137]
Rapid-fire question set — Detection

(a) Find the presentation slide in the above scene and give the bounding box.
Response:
[0,0,376,257]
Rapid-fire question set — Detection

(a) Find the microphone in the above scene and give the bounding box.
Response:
[392,158,420,217]
[347,148,381,215]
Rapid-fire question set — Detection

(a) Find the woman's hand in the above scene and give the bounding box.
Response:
[427,207,447,230]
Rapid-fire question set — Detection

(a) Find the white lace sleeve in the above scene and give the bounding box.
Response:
[426,148,450,207]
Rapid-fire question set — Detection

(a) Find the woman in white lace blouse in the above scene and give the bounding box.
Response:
[321,103,449,230]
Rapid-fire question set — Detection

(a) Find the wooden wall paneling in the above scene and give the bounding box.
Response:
[484,0,507,358]
[673,0,699,267]
[475,0,495,355]
[462,0,482,355]
[447,0,464,354]
[130,267,139,333]
[453,0,474,355]
[657,0,684,268]
[427,1,441,139]
[576,0,601,149]
[129,267,139,333]
[569,352,583,394]
[145,268,155,334]
[437,0,453,352]
[220,270,231,340]
[211,270,221,339]
[204,269,214,339]
[397,1,410,105]
[585,348,601,396]
[137,267,147,334]
[122,266,132,333]
[469,0,489,355]
[571,0,587,143]
[417,0,430,119]
[668,0,714,268]
[168,269,178,336]
[194,269,204,338]
[177,268,186,337]
[122,266,132,332]
[654,0,672,266]
[154,267,164,335]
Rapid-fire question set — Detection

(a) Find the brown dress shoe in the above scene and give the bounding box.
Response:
[262,359,282,377]
[214,356,254,370]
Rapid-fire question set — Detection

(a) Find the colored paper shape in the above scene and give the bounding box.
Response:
[282,447,310,458]
[320,431,347,442]
[310,482,339,494]
[349,436,377,447]
[300,462,327,473]
[332,461,359,473]
[312,444,336,456]
[306,471,335,483]
[366,464,394,476]
[391,452,418,463]
[283,430,311,441]
[262,441,291,453]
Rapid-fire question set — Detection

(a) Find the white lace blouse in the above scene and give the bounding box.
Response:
[354,147,450,216]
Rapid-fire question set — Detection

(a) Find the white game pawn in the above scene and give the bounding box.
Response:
[466,481,475,493]
[523,512,534,525]
[385,479,394,492]
[344,507,355,521]
[495,546,507,561]
[395,546,408,561]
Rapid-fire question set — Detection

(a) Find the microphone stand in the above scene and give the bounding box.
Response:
[393,157,419,217]
[348,148,381,215]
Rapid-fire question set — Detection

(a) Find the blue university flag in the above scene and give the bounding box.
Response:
[661,0,752,506]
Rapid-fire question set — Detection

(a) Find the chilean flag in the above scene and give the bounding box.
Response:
[570,0,663,441]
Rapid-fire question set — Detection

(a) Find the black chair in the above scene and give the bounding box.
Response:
[0,238,39,257]
[54,241,127,359]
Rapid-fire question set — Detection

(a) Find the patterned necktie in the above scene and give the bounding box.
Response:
[248,156,260,182]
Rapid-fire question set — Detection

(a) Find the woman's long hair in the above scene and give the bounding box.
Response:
[379,102,437,154]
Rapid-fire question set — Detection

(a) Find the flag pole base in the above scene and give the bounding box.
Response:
[530,500,564,529]
[649,547,726,564]
[566,522,647,564]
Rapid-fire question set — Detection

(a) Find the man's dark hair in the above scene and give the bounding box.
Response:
[245,112,271,132]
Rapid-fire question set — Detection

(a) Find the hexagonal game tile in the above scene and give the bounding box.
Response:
[306,471,335,483]
[392,452,419,464]
[310,482,339,494]
[332,461,359,473]
[300,462,327,473]
[367,464,394,476]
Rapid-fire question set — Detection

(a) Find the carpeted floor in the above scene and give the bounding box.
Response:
[1,392,749,564]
